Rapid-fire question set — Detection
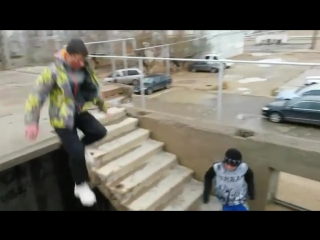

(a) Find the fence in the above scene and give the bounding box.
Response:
[3,30,250,70]
[83,31,246,75]
[89,54,320,122]
[3,30,215,69]
[83,38,136,74]
[2,30,140,67]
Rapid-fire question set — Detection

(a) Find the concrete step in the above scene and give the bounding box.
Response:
[126,165,193,211]
[92,117,138,146]
[198,196,222,211]
[95,139,164,185]
[91,128,150,166]
[163,179,203,211]
[110,152,177,204]
[90,107,126,126]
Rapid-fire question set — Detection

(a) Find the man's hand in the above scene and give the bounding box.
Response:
[25,124,39,141]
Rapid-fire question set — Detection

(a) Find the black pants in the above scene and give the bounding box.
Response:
[55,112,107,185]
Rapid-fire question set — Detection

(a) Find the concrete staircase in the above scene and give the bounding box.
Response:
[88,107,221,211]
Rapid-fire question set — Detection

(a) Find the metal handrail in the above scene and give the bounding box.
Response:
[87,54,320,67]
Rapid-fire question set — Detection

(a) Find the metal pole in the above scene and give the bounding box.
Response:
[41,30,47,48]
[122,40,128,69]
[166,45,170,75]
[216,62,224,122]
[52,30,61,51]
[18,30,27,65]
[132,38,137,51]
[311,30,318,50]
[110,41,116,74]
[0,31,11,70]
[138,59,146,108]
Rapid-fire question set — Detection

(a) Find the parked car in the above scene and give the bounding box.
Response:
[103,68,143,85]
[275,84,320,100]
[134,74,172,95]
[304,76,320,85]
[204,54,233,69]
[188,61,219,73]
[262,95,320,125]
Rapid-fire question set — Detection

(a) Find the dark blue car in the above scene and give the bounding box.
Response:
[134,74,172,95]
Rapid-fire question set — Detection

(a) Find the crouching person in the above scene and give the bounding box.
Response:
[202,148,255,211]
[24,39,109,207]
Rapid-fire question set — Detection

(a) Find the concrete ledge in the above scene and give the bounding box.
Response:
[0,107,125,172]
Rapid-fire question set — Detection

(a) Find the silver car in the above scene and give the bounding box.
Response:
[103,68,143,85]
[276,84,320,100]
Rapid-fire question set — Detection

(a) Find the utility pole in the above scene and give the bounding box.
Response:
[311,30,318,50]
[0,30,11,70]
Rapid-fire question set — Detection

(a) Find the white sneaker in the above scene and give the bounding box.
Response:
[85,149,95,166]
[74,182,97,207]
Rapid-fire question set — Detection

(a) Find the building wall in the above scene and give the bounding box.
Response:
[204,31,245,58]
[0,148,113,211]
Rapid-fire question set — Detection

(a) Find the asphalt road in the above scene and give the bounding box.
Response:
[133,88,320,141]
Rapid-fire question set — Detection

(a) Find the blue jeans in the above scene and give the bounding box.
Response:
[222,204,249,211]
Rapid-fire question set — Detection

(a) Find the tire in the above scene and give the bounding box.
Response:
[211,68,218,73]
[191,68,197,72]
[147,88,153,95]
[132,79,139,86]
[165,83,171,89]
[269,112,283,123]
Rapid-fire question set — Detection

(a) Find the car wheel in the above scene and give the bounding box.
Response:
[191,68,197,72]
[269,112,283,123]
[113,79,117,83]
[165,83,171,89]
[132,79,139,86]
[211,68,218,73]
[147,88,153,95]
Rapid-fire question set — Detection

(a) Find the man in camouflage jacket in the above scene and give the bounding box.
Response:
[25,39,108,207]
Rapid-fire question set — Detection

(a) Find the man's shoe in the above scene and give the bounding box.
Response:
[74,182,97,207]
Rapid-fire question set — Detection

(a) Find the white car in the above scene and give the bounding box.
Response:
[204,54,233,69]
[305,76,320,86]
[276,84,320,101]
[103,68,143,85]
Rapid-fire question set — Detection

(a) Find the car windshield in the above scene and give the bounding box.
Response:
[285,97,302,106]
[143,76,159,84]
[294,86,306,93]
[295,85,320,94]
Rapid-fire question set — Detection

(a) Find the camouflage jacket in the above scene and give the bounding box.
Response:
[24,60,108,129]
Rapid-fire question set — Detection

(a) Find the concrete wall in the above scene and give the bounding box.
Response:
[133,111,320,211]
[0,148,113,211]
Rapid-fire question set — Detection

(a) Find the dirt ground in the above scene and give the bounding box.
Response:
[169,51,320,97]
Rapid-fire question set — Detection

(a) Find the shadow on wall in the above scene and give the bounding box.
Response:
[0,148,115,211]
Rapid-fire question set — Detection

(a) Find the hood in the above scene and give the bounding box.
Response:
[276,88,298,100]
[54,49,68,63]
[268,100,286,107]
